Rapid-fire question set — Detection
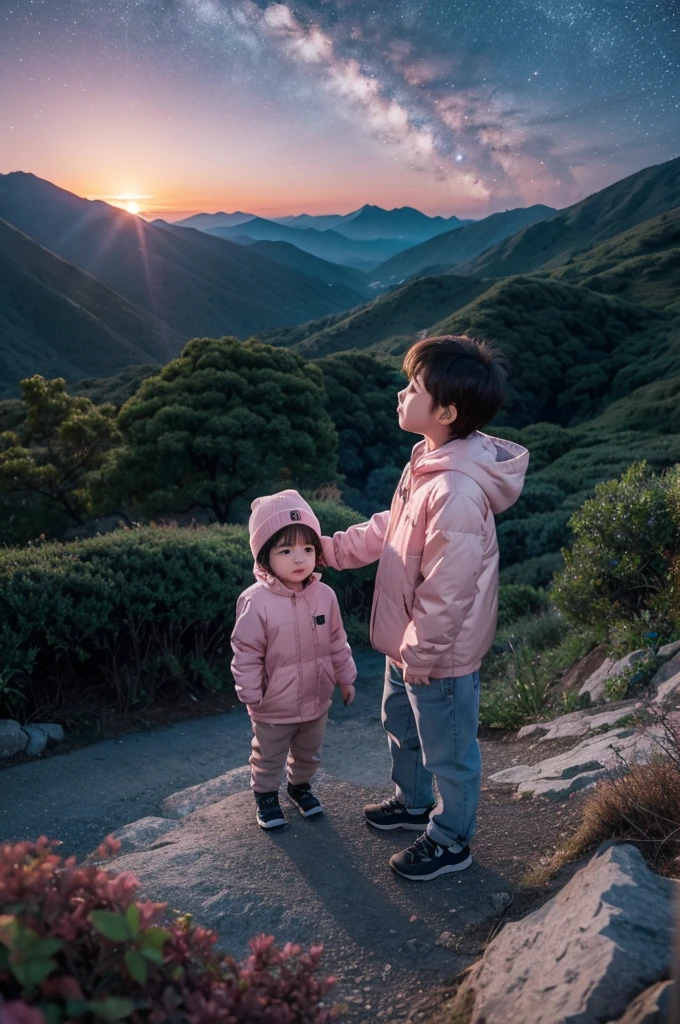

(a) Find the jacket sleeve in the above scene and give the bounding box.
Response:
[321,509,390,570]
[230,595,266,706]
[329,593,358,688]
[399,491,485,676]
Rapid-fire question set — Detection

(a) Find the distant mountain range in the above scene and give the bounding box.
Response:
[203,218,412,270]
[241,239,371,296]
[370,205,555,285]
[176,203,470,243]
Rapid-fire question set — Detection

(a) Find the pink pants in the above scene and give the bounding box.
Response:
[250,713,328,793]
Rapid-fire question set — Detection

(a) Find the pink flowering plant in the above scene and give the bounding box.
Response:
[0,838,337,1024]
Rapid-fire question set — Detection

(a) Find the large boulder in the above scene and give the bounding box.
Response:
[447,843,678,1024]
[0,720,27,758]
[579,650,645,704]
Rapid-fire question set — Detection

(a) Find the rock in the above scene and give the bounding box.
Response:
[650,651,680,691]
[652,670,680,704]
[0,720,28,758]
[539,717,590,741]
[579,649,645,704]
[112,816,182,854]
[448,843,678,1024]
[517,722,550,739]
[162,764,252,818]
[517,768,608,800]
[36,723,64,742]
[490,725,658,798]
[609,980,673,1023]
[23,725,48,756]
[61,514,129,542]
[658,639,680,661]
[490,892,512,913]
[434,931,457,949]
[488,764,536,785]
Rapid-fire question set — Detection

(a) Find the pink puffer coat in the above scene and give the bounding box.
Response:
[322,431,529,678]
[231,570,357,724]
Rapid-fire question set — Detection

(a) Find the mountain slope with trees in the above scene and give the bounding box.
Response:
[0,218,184,391]
[455,156,680,278]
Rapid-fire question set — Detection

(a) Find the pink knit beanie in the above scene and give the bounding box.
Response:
[248,490,321,561]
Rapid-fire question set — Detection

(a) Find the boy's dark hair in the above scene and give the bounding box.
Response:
[403,334,506,439]
[256,524,323,578]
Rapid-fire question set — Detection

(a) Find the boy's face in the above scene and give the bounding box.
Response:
[397,375,455,438]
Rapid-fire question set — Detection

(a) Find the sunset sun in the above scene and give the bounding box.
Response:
[125,200,141,215]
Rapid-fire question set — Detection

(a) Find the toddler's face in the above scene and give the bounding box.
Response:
[268,541,317,591]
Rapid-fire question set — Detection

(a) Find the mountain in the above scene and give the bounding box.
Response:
[254,274,488,358]
[549,206,680,313]
[332,204,470,242]
[455,156,680,279]
[370,205,555,285]
[0,173,368,340]
[273,213,348,231]
[205,217,410,269]
[0,218,184,390]
[174,211,257,230]
[243,240,371,295]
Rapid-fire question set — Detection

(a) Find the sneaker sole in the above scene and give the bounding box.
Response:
[289,798,324,818]
[257,817,287,830]
[364,818,429,831]
[390,854,472,881]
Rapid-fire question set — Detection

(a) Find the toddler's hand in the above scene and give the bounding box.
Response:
[404,669,430,686]
[340,684,355,706]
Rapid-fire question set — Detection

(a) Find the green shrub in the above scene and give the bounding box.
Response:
[497,585,548,627]
[552,461,680,640]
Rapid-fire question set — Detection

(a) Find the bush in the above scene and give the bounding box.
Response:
[497,585,548,628]
[552,461,680,640]
[0,837,335,1024]
[0,526,253,720]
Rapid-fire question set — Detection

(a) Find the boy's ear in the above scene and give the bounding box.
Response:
[439,403,457,425]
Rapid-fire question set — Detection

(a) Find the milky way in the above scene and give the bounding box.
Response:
[2,0,678,216]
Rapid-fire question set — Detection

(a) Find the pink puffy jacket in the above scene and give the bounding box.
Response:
[322,431,529,679]
[231,569,357,724]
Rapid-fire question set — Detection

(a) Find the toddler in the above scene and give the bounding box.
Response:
[231,490,356,830]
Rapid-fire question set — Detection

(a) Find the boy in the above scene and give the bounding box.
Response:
[322,335,529,881]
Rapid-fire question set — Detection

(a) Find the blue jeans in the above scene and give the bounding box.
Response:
[382,659,481,848]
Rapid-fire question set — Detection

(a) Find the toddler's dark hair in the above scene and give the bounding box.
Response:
[403,334,507,439]
[256,524,323,579]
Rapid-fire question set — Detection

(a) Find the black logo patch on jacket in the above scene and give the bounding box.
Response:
[315,615,326,625]
[290,510,301,521]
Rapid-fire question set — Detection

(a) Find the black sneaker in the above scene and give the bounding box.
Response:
[287,782,323,818]
[390,832,472,881]
[255,791,286,830]
[364,797,434,831]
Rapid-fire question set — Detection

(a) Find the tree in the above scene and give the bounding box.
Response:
[552,461,680,640]
[96,337,338,522]
[0,376,120,539]
[319,353,412,514]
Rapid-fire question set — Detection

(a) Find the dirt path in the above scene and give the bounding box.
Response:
[1,650,586,1023]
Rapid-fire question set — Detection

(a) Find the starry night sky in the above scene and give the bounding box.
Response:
[1,0,679,219]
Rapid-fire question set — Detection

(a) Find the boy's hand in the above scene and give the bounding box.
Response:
[404,669,431,686]
[340,684,355,706]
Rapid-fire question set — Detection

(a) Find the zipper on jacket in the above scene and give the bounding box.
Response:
[291,594,304,716]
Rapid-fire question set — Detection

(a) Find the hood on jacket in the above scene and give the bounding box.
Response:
[411,430,529,515]
[248,489,321,560]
